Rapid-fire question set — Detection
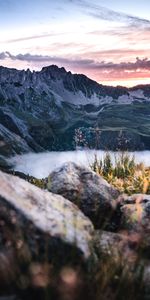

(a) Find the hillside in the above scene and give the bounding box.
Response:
[0,65,150,161]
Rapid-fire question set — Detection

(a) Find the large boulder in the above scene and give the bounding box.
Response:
[47,162,120,228]
[0,170,94,296]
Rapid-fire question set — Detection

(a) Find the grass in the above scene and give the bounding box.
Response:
[96,103,150,136]
[90,152,150,195]
[10,151,150,196]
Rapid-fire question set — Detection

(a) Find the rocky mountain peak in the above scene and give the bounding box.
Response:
[0,65,149,158]
[41,64,67,80]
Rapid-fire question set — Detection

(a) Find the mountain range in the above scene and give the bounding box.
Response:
[0,64,150,165]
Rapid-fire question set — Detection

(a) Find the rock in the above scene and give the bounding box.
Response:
[93,230,137,263]
[0,170,94,259]
[0,155,12,172]
[0,123,32,157]
[119,194,150,232]
[0,170,94,295]
[47,162,120,228]
[93,230,150,300]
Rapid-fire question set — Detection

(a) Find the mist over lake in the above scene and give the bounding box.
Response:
[9,150,150,179]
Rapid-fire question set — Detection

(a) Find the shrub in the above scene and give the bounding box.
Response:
[90,152,150,195]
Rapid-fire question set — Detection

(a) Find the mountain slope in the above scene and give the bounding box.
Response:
[0,65,150,160]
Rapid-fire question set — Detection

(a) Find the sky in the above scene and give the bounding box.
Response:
[0,0,150,87]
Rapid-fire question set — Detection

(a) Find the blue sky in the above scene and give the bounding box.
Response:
[0,0,150,86]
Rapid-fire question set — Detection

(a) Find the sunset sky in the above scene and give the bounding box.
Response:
[0,0,150,87]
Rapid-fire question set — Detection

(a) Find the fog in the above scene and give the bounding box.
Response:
[9,150,150,179]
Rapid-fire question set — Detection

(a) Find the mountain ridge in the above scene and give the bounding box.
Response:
[1,63,150,90]
[0,64,149,163]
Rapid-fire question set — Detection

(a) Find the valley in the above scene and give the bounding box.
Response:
[0,65,150,164]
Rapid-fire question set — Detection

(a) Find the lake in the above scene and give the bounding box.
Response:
[8,150,150,179]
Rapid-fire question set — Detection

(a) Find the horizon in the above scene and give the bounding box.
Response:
[0,0,150,87]
[1,62,150,89]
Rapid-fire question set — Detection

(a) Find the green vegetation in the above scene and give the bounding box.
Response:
[10,151,149,196]
[96,103,150,136]
[27,176,47,189]
[91,152,150,195]
[9,170,48,189]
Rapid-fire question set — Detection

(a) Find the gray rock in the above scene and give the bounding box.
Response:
[0,170,94,260]
[0,170,95,297]
[119,194,150,232]
[0,123,32,157]
[93,230,137,263]
[93,230,150,300]
[47,162,120,228]
[0,155,12,171]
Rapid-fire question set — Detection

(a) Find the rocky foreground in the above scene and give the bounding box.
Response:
[0,162,150,300]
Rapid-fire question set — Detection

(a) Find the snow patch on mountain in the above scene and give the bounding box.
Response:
[129,89,147,100]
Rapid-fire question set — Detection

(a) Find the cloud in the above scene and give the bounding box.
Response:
[1,52,150,71]
[0,52,93,66]
[92,26,150,49]
[6,34,55,43]
[82,49,150,60]
[1,52,150,85]
[86,57,150,71]
[0,52,9,59]
[4,32,69,43]
[89,26,150,39]
[70,0,150,28]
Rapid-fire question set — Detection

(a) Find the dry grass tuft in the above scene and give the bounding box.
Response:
[91,152,150,195]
